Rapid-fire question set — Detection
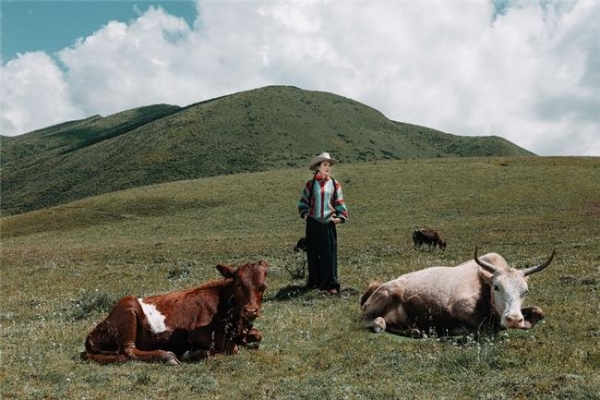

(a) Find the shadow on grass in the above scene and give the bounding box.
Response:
[270,284,310,301]
[270,284,360,301]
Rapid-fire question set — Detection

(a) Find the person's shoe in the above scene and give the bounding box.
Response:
[325,288,339,295]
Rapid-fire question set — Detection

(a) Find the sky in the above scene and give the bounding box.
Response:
[1,0,598,156]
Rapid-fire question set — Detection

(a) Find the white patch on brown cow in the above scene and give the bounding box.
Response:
[139,299,168,333]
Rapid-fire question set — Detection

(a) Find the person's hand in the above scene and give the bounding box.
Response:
[333,218,341,225]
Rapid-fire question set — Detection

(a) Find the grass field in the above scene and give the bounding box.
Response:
[1,157,599,399]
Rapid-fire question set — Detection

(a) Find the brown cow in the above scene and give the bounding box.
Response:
[81,260,269,365]
[361,249,555,337]
[413,228,446,251]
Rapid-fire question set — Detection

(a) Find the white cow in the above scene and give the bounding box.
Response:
[360,249,555,337]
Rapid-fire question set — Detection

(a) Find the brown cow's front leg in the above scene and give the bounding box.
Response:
[180,349,212,361]
[241,327,262,349]
[124,346,181,365]
[180,343,240,361]
[245,327,262,343]
[183,327,234,361]
[521,306,544,329]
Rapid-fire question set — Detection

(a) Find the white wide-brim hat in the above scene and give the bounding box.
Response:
[308,152,338,171]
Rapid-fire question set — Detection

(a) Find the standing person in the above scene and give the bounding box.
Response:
[298,152,348,295]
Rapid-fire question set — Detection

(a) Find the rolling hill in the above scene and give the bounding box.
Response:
[1,85,533,215]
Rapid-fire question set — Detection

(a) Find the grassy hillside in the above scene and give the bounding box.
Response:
[1,157,598,399]
[1,86,533,215]
[0,104,181,162]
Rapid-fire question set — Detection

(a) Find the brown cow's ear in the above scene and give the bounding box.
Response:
[258,260,269,270]
[216,263,235,278]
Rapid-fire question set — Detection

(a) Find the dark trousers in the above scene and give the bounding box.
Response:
[305,217,340,291]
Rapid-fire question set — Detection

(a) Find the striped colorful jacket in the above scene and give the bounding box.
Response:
[298,173,348,223]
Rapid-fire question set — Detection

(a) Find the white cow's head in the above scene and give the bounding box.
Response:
[475,248,555,329]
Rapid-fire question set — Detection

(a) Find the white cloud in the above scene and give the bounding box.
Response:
[58,7,197,115]
[0,52,84,135]
[1,1,598,156]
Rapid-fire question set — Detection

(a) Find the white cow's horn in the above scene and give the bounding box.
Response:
[521,249,556,276]
[474,246,498,274]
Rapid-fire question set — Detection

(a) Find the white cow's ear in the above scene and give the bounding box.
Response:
[477,266,494,283]
[216,264,235,278]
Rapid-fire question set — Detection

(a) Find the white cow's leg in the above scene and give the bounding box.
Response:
[521,306,544,329]
[361,283,411,334]
[372,317,386,333]
[361,285,392,321]
[380,306,417,336]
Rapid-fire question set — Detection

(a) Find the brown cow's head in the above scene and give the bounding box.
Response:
[217,260,269,322]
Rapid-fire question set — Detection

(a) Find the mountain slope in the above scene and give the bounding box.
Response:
[1,85,533,215]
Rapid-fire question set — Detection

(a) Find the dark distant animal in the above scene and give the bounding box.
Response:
[413,228,446,251]
[294,237,307,253]
[81,260,269,365]
[288,237,308,279]
[360,248,555,337]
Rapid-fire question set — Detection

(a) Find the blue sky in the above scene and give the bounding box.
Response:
[1,0,197,62]
[1,0,599,156]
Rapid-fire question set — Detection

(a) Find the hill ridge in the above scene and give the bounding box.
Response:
[1,85,533,215]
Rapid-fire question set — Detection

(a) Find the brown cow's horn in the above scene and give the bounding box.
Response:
[521,249,556,276]
[474,246,498,274]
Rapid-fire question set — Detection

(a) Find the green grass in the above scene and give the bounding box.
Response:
[1,157,599,399]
